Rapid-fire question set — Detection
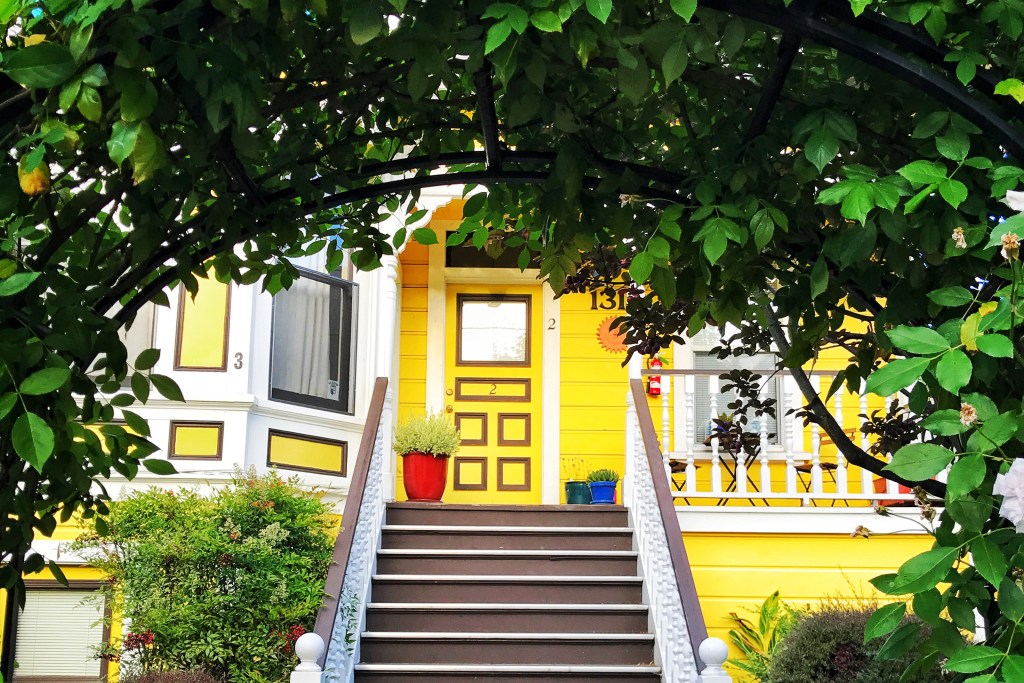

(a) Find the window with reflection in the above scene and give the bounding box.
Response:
[457,295,530,365]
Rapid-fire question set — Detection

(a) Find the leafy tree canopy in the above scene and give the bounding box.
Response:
[3,0,1024,678]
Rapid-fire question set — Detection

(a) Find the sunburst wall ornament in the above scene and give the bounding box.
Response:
[596,316,627,353]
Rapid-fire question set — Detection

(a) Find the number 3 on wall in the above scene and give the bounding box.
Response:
[234,352,244,369]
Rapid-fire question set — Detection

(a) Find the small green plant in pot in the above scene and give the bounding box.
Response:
[586,468,620,505]
[394,413,460,502]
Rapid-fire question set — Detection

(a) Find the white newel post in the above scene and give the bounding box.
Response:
[291,633,326,683]
[378,255,400,500]
[624,354,642,508]
[697,637,732,683]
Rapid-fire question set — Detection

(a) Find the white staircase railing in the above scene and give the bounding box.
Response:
[626,378,709,683]
[312,377,391,683]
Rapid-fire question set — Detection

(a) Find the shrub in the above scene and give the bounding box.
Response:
[75,469,334,683]
[586,468,620,483]
[766,605,946,683]
[122,672,220,683]
[393,413,460,457]
[727,591,803,681]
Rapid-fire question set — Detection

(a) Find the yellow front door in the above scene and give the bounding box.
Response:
[443,283,543,504]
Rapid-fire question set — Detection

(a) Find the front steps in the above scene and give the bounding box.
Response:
[352,503,662,683]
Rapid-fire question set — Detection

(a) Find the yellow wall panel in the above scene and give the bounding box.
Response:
[170,422,222,459]
[175,277,230,370]
[686,532,932,665]
[268,431,346,475]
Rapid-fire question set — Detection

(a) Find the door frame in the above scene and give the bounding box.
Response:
[424,241,561,504]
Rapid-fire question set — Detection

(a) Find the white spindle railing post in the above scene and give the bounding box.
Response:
[684,375,696,494]
[759,414,771,493]
[625,389,637,508]
[886,394,899,496]
[810,375,823,494]
[291,633,326,683]
[833,386,848,496]
[662,376,672,455]
[709,376,722,494]
[698,638,733,683]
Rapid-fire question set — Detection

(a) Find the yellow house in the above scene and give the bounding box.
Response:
[1,189,931,681]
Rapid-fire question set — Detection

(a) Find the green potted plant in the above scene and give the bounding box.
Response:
[562,456,591,505]
[586,468,620,505]
[393,413,460,502]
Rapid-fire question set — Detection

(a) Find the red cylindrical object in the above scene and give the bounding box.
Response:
[648,357,663,396]
[402,451,449,502]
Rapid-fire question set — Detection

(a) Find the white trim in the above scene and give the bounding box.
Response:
[676,507,932,535]
[354,664,662,674]
[425,240,446,414]
[365,603,647,611]
[361,632,655,641]
[541,286,560,504]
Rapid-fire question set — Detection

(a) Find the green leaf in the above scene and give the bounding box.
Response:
[648,236,670,259]
[150,374,184,402]
[946,454,985,498]
[70,23,93,61]
[661,40,688,85]
[885,443,954,481]
[936,132,969,162]
[462,192,487,218]
[927,286,973,307]
[530,11,562,32]
[0,272,40,297]
[703,231,727,265]
[865,357,931,396]
[0,392,16,420]
[669,0,697,21]
[967,411,1019,452]
[810,257,828,298]
[120,77,158,122]
[142,458,178,475]
[1004,656,1024,682]
[135,348,160,371]
[2,43,76,88]
[130,122,166,184]
[120,409,151,437]
[840,184,876,224]
[130,372,150,404]
[485,20,512,54]
[585,0,612,23]
[898,160,948,185]
[971,535,1008,588]
[630,251,654,284]
[939,178,968,208]
[13,412,54,472]
[1000,577,1024,621]
[936,348,971,395]
[921,409,969,436]
[77,85,102,123]
[976,334,1014,358]
[876,622,920,660]
[106,121,140,166]
[20,367,70,396]
[887,325,950,354]
[995,78,1024,104]
[863,602,906,642]
[349,3,383,45]
[892,546,957,594]
[412,228,438,245]
[945,646,1002,674]
[805,128,839,173]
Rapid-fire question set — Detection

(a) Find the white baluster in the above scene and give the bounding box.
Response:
[785,446,797,497]
[860,394,872,495]
[810,375,823,493]
[833,386,848,496]
[625,390,637,508]
[662,376,671,455]
[709,375,722,494]
[886,394,899,496]
[759,409,771,493]
[682,375,696,494]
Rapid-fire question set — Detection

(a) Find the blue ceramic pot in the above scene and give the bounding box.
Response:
[589,481,616,504]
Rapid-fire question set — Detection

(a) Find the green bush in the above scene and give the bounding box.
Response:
[75,469,334,683]
[766,605,946,683]
[392,413,460,457]
[122,672,220,683]
[586,468,620,483]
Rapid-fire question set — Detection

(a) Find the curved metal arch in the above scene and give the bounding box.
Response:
[703,0,1024,159]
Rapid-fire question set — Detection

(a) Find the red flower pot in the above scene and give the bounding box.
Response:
[402,451,449,502]
[872,477,913,507]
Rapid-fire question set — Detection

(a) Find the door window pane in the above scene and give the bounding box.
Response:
[457,296,529,364]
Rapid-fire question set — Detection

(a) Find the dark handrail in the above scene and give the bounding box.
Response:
[312,376,389,663]
[630,378,710,667]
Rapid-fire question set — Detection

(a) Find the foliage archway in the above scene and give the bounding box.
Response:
[4,0,1024,678]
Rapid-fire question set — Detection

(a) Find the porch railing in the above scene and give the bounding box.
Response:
[312,377,392,682]
[625,378,709,683]
[640,369,918,505]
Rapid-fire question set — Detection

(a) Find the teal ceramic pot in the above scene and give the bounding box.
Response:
[565,480,592,505]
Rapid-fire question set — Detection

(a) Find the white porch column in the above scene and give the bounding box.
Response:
[377,255,400,500]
